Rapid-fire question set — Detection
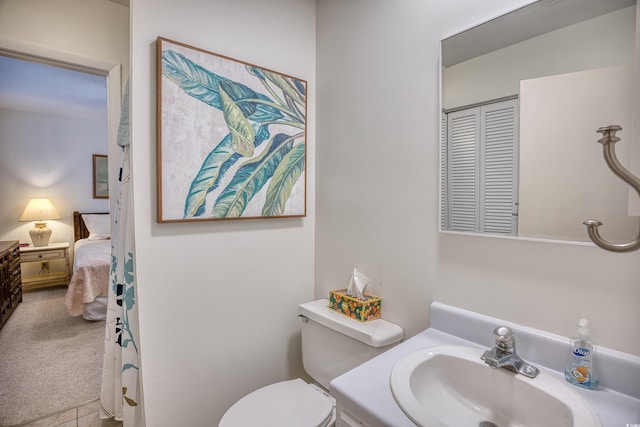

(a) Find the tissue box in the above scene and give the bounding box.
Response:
[328,289,381,322]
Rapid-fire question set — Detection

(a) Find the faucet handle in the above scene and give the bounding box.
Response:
[493,326,515,351]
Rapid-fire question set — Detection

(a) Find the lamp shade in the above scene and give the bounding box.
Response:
[19,198,61,246]
[19,198,61,221]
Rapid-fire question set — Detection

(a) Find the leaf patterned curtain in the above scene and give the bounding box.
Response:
[100,78,144,426]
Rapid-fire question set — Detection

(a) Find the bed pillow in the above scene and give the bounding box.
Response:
[82,214,111,240]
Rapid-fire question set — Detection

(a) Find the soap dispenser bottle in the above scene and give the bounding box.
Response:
[565,318,598,389]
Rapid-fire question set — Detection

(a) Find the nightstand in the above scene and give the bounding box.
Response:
[20,242,71,291]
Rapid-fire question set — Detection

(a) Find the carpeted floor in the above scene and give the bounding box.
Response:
[0,287,105,426]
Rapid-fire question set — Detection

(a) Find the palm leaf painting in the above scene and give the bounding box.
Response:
[157,38,307,222]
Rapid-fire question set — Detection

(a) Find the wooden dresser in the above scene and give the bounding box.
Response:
[0,240,22,330]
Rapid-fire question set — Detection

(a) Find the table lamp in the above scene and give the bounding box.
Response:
[19,198,61,247]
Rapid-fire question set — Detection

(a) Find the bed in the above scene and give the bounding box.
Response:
[64,211,111,321]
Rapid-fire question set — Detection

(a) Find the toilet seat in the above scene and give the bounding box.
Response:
[219,378,336,427]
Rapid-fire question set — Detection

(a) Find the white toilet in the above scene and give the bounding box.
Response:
[219,299,404,427]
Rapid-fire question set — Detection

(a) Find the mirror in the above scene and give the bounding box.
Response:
[441,0,639,243]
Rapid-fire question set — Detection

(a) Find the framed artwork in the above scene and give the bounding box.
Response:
[93,154,109,199]
[156,37,307,223]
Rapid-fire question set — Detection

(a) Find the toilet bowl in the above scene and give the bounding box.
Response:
[219,378,335,427]
[219,299,404,427]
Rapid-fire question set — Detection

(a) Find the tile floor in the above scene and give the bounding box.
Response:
[18,399,122,427]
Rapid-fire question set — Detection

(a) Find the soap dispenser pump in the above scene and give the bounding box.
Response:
[565,318,598,389]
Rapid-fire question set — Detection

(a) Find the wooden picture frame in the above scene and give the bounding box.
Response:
[93,154,108,199]
[156,37,307,223]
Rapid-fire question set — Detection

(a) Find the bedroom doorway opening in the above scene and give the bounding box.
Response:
[0,51,111,270]
[0,39,121,256]
[0,44,120,425]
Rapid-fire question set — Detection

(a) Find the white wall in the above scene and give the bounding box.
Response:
[316,0,640,369]
[130,0,316,425]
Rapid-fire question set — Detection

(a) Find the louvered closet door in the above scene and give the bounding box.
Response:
[441,114,448,231]
[444,99,518,235]
[480,100,518,235]
[447,108,480,232]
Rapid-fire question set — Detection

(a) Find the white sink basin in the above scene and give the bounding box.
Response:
[390,346,601,427]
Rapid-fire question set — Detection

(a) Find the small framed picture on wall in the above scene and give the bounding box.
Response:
[93,154,108,199]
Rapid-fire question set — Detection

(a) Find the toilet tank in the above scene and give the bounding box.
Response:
[297,299,404,389]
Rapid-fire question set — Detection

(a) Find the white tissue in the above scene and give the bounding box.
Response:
[347,268,370,300]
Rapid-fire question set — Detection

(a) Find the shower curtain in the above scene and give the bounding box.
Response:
[100,78,144,426]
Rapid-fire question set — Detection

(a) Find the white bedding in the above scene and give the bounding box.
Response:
[65,239,110,320]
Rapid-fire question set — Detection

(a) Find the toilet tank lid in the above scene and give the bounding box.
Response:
[298,299,404,347]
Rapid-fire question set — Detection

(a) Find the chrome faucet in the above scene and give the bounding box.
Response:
[481,326,539,378]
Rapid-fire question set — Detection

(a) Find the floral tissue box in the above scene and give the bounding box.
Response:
[329,289,381,322]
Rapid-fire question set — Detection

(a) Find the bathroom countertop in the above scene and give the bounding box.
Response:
[331,328,475,427]
[330,303,640,427]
